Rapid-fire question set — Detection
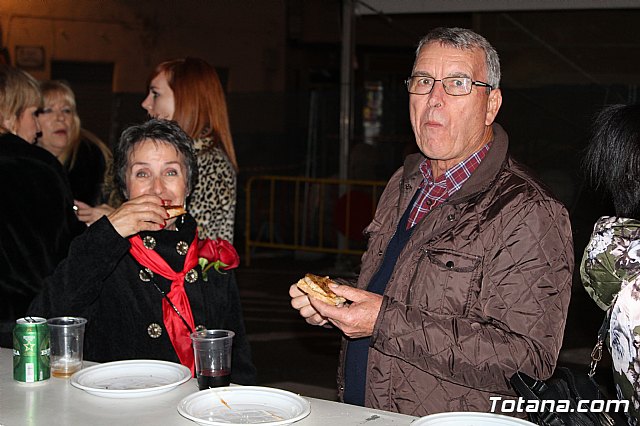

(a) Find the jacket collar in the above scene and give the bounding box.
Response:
[402,123,508,202]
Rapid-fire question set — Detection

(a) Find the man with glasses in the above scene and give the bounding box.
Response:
[290,27,573,416]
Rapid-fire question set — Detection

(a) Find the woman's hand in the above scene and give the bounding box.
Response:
[74,201,115,226]
[106,195,169,238]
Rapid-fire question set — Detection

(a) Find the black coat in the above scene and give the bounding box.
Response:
[29,215,256,385]
[0,133,84,346]
[65,137,108,206]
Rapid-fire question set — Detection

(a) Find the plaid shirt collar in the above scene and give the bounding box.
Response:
[420,142,491,193]
[406,142,491,229]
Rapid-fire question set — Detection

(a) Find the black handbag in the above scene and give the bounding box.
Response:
[510,313,623,426]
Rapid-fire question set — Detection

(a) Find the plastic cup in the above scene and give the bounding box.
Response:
[191,329,234,389]
[47,317,87,378]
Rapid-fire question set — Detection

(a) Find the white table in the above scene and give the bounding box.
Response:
[0,348,417,425]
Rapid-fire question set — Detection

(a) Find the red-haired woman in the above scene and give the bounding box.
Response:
[141,57,238,242]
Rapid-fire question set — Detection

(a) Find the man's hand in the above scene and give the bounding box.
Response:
[312,284,382,338]
[289,284,329,326]
[291,282,383,339]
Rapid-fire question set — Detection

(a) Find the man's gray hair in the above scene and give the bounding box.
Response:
[416,27,501,89]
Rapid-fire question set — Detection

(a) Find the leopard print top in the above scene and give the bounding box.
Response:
[188,138,236,242]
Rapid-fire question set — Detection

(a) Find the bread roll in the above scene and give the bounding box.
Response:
[296,273,346,306]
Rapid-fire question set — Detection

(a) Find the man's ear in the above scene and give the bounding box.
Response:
[485,88,502,126]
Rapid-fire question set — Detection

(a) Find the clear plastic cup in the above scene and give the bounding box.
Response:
[47,317,87,378]
[191,329,234,389]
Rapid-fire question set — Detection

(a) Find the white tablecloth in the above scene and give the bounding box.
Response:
[0,348,417,425]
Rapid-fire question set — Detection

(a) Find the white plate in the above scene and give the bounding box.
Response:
[70,359,192,398]
[412,412,536,425]
[177,386,311,425]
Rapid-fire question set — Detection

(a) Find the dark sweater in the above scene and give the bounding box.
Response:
[65,137,108,206]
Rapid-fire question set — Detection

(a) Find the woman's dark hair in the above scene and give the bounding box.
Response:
[584,104,640,218]
[113,119,198,199]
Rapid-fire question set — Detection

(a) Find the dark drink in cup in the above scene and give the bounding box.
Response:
[191,329,234,390]
[197,368,231,389]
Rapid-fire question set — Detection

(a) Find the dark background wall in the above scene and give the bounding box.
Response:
[1,1,635,253]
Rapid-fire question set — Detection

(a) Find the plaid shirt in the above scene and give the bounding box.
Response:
[406,143,491,229]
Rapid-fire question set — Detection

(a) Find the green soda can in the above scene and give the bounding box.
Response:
[13,317,51,383]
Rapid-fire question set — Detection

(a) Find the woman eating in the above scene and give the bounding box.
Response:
[78,58,238,243]
[29,119,256,384]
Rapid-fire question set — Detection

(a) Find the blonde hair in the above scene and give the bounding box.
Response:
[0,65,41,134]
[148,58,238,171]
[39,80,112,170]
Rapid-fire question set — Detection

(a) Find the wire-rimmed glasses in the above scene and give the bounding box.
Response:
[405,76,493,96]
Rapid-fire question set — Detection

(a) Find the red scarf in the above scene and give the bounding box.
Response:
[129,234,199,374]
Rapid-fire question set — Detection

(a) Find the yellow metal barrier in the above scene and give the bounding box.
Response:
[244,175,387,266]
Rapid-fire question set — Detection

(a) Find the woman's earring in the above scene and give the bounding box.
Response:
[180,201,186,227]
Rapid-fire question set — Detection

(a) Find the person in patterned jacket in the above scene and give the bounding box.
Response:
[141,58,238,242]
[581,103,640,426]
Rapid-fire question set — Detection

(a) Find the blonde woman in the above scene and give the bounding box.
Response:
[0,66,83,347]
[37,81,112,206]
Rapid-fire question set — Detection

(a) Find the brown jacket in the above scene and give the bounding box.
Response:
[337,124,574,416]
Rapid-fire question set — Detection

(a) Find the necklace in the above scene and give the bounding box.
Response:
[140,269,194,334]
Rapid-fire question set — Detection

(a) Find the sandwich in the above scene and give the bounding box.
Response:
[296,273,346,306]
[164,205,187,218]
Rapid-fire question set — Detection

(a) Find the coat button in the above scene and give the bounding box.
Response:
[142,236,156,250]
[139,268,153,282]
[176,241,189,256]
[446,261,454,269]
[185,269,198,283]
[447,214,455,221]
[378,250,383,256]
[147,323,163,338]
[404,183,412,190]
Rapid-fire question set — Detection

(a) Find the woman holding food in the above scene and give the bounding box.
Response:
[29,119,255,383]
[78,58,237,240]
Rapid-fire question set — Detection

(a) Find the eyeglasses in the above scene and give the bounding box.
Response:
[405,76,493,96]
